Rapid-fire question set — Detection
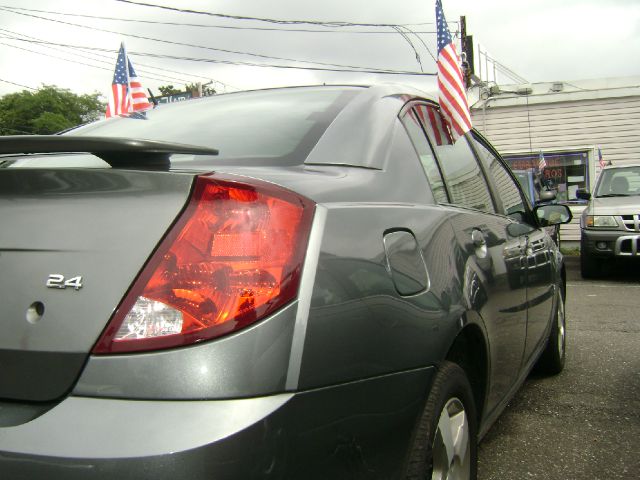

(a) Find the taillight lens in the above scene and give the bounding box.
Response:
[93,174,315,354]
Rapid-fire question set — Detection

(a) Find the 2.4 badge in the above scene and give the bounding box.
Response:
[46,274,83,290]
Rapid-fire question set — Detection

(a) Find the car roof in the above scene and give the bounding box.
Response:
[302,84,437,169]
[158,83,439,170]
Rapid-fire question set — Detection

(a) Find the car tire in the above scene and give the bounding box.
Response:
[535,289,566,375]
[406,361,478,480]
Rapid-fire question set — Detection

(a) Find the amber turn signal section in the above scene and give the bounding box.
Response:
[93,174,315,354]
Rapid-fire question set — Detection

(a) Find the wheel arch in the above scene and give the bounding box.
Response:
[444,321,489,425]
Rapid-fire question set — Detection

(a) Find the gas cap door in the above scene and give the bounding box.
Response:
[383,230,430,296]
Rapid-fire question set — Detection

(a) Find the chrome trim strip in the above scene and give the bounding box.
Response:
[286,205,327,390]
[615,235,640,256]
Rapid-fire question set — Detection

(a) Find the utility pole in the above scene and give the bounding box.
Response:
[459,16,473,88]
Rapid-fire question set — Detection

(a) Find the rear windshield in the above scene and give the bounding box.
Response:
[595,166,640,197]
[71,87,361,166]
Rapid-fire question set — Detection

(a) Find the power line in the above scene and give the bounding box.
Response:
[0,36,436,76]
[0,28,205,85]
[0,36,236,92]
[0,38,198,85]
[0,7,426,74]
[0,5,440,34]
[130,50,436,76]
[392,26,423,72]
[113,0,440,28]
[0,37,110,72]
[399,25,436,63]
[0,77,36,90]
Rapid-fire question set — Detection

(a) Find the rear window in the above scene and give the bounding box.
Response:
[71,87,361,166]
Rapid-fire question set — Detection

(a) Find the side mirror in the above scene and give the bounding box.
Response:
[535,204,573,226]
[576,189,591,200]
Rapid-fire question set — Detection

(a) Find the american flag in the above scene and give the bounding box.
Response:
[105,43,152,118]
[435,0,472,141]
[598,146,607,169]
[415,104,452,146]
[538,151,546,171]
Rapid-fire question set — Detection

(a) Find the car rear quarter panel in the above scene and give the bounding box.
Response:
[297,202,467,390]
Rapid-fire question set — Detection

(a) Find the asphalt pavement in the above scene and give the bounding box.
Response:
[477,256,640,480]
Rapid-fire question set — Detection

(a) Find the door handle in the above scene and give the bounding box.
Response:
[471,229,488,259]
[471,229,486,248]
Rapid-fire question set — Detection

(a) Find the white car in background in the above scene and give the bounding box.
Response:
[577,164,640,277]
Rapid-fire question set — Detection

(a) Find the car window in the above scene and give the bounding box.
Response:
[418,106,495,213]
[71,87,361,165]
[400,107,449,203]
[470,135,527,218]
[595,166,640,197]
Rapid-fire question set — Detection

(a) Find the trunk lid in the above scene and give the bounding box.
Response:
[0,168,195,401]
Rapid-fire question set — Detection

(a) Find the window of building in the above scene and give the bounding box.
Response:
[503,150,589,203]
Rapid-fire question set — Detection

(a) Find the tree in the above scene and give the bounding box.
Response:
[184,82,201,97]
[0,85,104,135]
[157,83,215,97]
[158,84,181,96]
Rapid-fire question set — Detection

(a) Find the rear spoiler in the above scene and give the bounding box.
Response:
[0,135,219,169]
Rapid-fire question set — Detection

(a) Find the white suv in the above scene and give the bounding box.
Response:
[577,164,640,277]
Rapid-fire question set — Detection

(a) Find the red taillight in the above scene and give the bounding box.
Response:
[93,174,315,354]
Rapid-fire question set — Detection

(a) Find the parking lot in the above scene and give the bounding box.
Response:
[478,256,640,479]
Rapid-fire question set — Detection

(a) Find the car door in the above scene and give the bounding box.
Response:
[520,226,555,362]
[469,133,555,366]
[409,104,528,413]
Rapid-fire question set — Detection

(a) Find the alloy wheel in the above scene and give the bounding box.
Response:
[431,397,471,480]
[557,294,566,359]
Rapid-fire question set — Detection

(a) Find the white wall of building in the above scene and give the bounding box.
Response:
[471,80,640,167]
[469,77,640,244]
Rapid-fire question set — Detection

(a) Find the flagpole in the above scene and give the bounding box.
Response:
[435,0,472,142]
[121,42,132,113]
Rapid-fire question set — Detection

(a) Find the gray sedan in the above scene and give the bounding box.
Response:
[0,85,571,479]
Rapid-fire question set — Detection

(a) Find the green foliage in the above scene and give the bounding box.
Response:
[0,85,104,135]
[184,83,199,94]
[31,112,74,133]
[158,84,181,96]
[560,245,580,256]
[158,83,215,97]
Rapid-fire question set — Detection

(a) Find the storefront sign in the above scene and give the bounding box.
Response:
[504,150,589,202]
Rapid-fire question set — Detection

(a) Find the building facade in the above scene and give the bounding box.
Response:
[470,77,640,243]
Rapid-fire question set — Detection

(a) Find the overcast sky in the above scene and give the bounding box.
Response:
[0,0,639,99]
